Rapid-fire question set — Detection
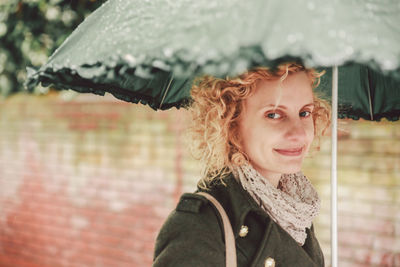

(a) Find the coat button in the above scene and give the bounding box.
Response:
[265,257,275,267]
[238,225,249,237]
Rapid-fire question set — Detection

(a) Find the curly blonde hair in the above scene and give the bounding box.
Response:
[187,62,331,188]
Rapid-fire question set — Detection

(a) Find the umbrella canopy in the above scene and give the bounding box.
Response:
[26,0,400,120]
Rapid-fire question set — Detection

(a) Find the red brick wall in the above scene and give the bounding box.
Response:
[0,92,399,267]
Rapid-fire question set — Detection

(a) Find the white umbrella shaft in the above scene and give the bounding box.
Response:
[331,66,338,267]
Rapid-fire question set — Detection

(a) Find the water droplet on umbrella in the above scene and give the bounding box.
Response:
[152,60,170,71]
[345,46,354,56]
[287,34,297,43]
[163,48,174,58]
[371,36,379,45]
[123,54,136,65]
[366,3,375,11]
[382,59,396,70]
[338,30,346,39]
[328,30,336,38]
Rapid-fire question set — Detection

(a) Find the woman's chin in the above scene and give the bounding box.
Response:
[277,164,303,175]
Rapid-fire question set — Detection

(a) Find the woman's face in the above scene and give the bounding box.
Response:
[238,71,315,181]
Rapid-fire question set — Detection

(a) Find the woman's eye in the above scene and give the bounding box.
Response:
[300,111,312,117]
[266,110,312,120]
[266,112,282,119]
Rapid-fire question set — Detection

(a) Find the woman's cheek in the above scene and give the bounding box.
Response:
[308,123,315,142]
[245,134,264,161]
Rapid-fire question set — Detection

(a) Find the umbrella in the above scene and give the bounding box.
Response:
[25,0,400,120]
[25,0,400,266]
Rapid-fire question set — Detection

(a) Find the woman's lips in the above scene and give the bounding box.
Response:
[274,147,303,156]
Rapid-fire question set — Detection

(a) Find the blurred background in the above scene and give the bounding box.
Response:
[0,1,399,266]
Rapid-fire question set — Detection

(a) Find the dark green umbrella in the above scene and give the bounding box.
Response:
[25,0,400,121]
[25,1,400,266]
[317,64,400,121]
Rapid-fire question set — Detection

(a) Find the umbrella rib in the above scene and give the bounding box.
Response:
[367,88,374,121]
[366,70,374,121]
[159,76,174,109]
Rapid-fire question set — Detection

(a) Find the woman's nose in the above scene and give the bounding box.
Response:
[285,118,308,141]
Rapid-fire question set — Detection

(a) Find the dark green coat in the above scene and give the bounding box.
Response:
[153,174,325,267]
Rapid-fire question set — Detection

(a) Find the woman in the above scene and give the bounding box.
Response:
[153,62,331,267]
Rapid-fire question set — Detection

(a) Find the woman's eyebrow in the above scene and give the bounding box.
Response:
[263,103,315,110]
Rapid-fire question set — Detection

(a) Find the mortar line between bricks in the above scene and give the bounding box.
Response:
[1,241,138,267]
[1,212,163,239]
[0,255,54,267]
[0,147,179,155]
[318,182,400,190]
[322,226,400,241]
[337,227,399,238]
[317,218,400,230]
[335,242,400,254]
[0,192,174,211]
[0,176,175,195]
[1,235,148,264]
[0,127,178,135]
[0,250,74,267]
[3,201,166,221]
[339,252,397,267]
[7,249,85,267]
[337,211,400,223]
[0,168,178,184]
[1,100,132,106]
[0,205,162,232]
[0,137,178,146]
[339,195,400,206]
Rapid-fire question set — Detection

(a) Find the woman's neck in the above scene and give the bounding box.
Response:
[253,166,281,188]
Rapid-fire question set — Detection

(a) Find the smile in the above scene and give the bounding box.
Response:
[274,147,303,156]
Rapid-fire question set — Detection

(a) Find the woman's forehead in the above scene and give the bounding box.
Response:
[248,73,314,109]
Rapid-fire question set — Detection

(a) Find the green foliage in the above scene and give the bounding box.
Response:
[0,0,105,97]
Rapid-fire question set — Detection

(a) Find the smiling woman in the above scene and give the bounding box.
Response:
[239,71,318,187]
[153,63,331,267]
[188,63,331,188]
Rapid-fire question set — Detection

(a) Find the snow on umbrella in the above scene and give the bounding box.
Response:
[25,0,400,266]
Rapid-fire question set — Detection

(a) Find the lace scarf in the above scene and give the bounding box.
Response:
[233,163,321,245]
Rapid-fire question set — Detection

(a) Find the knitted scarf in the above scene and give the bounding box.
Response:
[233,163,321,246]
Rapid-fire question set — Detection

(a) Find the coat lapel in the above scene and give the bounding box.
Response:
[200,173,324,267]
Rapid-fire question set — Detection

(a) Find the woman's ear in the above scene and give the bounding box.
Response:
[231,152,247,166]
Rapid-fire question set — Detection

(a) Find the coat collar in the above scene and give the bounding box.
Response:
[198,173,270,238]
[197,173,325,266]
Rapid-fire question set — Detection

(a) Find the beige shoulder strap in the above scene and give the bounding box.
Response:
[197,192,237,267]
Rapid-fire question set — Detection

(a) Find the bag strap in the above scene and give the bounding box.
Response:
[197,192,237,267]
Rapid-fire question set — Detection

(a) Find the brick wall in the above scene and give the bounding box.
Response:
[0,92,399,267]
[304,118,400,267]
